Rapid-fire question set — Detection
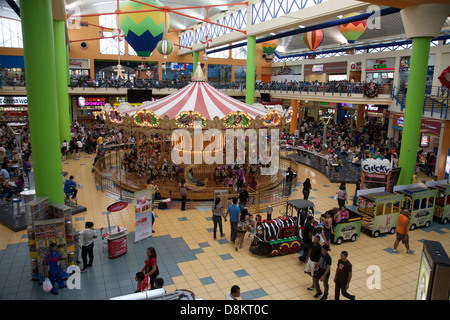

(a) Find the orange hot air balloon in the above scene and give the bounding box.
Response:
[302,29,324,51]
[339,12,367,43]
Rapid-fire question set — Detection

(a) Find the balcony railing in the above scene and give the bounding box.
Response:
[390,85,449,119]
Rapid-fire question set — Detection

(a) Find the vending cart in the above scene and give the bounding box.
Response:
[356,187,404,237]
[426,180,450,224]
[394,183,438,230]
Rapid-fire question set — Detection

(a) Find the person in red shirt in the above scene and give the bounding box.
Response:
[392,209,415,254]
[141,247,159,289]
[134,272,148,293]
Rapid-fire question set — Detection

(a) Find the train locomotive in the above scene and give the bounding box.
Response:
[249,200,315,257]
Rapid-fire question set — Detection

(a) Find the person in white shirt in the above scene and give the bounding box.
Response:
[226,285,241,300]
[77,221,97,272]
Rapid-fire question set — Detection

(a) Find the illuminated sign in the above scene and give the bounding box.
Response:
[312,65,324,72]
[78,97,107,107]
[0,96,28,105]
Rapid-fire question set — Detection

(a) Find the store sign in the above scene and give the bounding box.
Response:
[171,63,193,71]
[0,96,28,105]
[78,97,107,107]
[350,62,362,71]
[365,105,379,111]
[366,58,395,71]
[69,58,90,69]
[362,159,392,175]
[393,115,440,136]
[312,65,324,72]
[107,201,129,213]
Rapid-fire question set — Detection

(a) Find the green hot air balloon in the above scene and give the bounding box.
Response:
[119,0,169,57]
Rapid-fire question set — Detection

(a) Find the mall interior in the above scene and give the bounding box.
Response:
[0,0,449,301]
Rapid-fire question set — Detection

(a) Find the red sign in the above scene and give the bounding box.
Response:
[107,201,128,212]
[108,236,127,258]
[393,114,441,137]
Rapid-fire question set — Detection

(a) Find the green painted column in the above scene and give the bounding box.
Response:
[54,19,72,143]
[245,36,256,105]
[397,37,431,185]
[20,0,64,203]
[66,45,73,123]
[192,51,199,74]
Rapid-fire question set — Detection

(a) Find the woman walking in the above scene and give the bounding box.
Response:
[303,178,312,200]
[336,184,348,209]
[235,208,251,251]
[212,197,226,240]
[142,247,159,290]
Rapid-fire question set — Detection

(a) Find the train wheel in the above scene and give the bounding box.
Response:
[410,224,416,231]
[373,230,380,238]
[271,249,278,257]
[390,227,396,234]
[290,241,301,253]
[351,234,357,242]
[443,218,448,224]
[279,243,290,255]
[336,237,343,245]
[425,221,431,228]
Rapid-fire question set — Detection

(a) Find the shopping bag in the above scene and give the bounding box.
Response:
[43,277,53,292]
[333,193,338,201]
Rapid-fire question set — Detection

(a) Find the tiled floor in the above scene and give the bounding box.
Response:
[0,153,449,300]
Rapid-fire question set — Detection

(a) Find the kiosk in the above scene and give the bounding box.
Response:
[394,183,438,230]
[356,187,404,237]
[102,201,129,258]
[426,180,450,224]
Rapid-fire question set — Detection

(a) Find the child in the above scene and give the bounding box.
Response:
[227,174,234,189]
[43,242,66,295]
[135,272,148,293]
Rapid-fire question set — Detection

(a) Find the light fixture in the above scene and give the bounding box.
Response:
[337,15,344,19]
[298,25,305,28]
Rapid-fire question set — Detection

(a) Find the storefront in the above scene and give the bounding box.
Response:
[398,55,435,93]
[162,63,193,81]
[207,64,232,83]
[349,61,362,82]
[0,55,25,87]
[365,58,395,86]
[69,58,91,80]
[0,96,28,124]
[303,61,348,82]
[392,113,441,154]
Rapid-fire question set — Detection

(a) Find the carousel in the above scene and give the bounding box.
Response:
[102,62,293,200]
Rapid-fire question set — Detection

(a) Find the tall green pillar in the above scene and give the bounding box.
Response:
[192,51,199,74]
[54,19,72,143]
[245,36,256,105]
[20,0,64,203]
[397,37,431,185]
[397,3,450,185]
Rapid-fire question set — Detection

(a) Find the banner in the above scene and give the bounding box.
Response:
[134,188,153,242]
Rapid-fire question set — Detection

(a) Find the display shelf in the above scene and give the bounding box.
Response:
[26,197,75,282]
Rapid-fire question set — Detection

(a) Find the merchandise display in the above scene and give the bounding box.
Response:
[26,197,74,282]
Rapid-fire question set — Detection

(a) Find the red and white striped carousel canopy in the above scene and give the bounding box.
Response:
[123,81,268,120]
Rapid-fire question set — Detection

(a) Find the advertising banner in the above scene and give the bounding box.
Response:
[134,188,153,242]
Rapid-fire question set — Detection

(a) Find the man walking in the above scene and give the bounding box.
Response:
[224,198,240,243]
[285,167,296,197]
[393,209,415,254]
[305,235,322,291]
[312,244,332,300]
[334,251,356,300]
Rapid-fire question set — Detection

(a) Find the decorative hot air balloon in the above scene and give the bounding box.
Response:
[157,39,174,59]
[261,38,279,56]
[339,12,367,44]
[119,0,169,57]
[302,29,324,51]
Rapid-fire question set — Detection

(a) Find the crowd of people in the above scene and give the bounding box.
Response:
[0,124,31,201]
[283,117,403,170]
